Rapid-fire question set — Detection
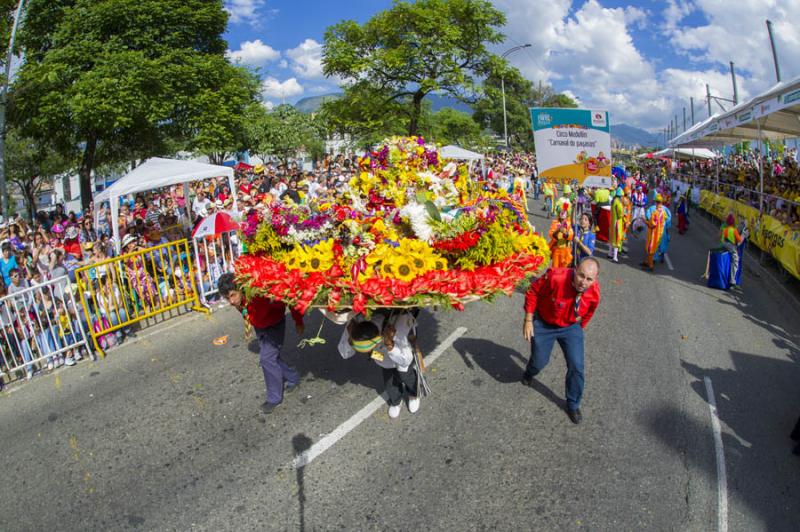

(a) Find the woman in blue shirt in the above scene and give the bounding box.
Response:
[574,212,596,262]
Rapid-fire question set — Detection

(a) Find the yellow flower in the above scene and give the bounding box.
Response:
[392,258,417,282]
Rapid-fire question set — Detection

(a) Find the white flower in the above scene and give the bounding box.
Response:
[400,202,433,243]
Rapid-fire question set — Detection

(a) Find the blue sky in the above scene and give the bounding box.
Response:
[223,0,800,132]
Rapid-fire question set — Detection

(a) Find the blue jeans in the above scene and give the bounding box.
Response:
[256,317,299,405]
[524,319,585,410]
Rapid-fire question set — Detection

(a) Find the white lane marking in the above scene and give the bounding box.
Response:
[704,376,728,532]
[664,253,674,271]
[292,326,468,469]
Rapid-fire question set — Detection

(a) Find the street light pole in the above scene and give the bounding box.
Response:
[500,44,531,149]
[0,0,26,219]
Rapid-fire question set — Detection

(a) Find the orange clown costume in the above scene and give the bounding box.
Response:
[641,194,667,271]
[549,203,574,268]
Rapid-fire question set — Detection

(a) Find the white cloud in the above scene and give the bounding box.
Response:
[286,38,325,79]
[227,39,280,67]
[261,77,304,100]
[491,0,792,131]
[624,6,649,30]
[225,0,277,26]
[665,0,800,86]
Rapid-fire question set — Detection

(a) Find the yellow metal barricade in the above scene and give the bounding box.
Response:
[75,239,209,357]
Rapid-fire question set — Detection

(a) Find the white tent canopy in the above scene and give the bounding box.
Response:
[94,157,236,251]
[439,145,485,161]
[670,74,800,148]
[653,147,718,160]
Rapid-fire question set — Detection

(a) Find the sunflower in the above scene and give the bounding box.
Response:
[432,257,448,271]
[379,260,395,278]
[393,258,417,282]
[306,239,335,272]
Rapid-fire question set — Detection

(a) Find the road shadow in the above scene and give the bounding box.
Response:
[452,337,564,409]
[660,351,800,530]
[453,337,527,383]
[292,433,312,532]
[280,308,443,397]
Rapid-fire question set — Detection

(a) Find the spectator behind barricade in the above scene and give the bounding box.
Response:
[7,268,30,295]
[79,217,97,244]
[132,196,148,220]
[63,226,83,260]
[192,189,210,220]
[1,242,18,286]
[145,197,161,227]
[280,180,302,204]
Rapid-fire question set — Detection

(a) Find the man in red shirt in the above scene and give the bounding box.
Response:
[521,257,601,424]
[218,273,305,414]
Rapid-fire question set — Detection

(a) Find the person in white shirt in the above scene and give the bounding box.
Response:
[338,311,420,418]
[191,190,211,220]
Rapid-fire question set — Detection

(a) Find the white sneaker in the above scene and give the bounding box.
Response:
[408,397,420,414]
[65,357,76,367]
[74,351,83,361]
[26,372,34,381]
[47,360,54,371]
[388,404,401,419]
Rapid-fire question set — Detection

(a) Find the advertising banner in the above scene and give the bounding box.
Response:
[530,108,612,188]
[699,191,800,280]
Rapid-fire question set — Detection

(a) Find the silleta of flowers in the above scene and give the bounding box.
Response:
[235,136,550,314]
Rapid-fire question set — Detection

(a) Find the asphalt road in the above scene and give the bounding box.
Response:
[1,197,798,531]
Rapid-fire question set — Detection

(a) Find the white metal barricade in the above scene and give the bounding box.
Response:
[193,231,239,309]
[0,276,93,382]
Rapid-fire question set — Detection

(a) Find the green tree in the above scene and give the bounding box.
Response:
[424,107,484,147]
[246,104,326,164]
[323,0,505,136]
[6,128,72,221]
[9,0,257,210]
[319,84,408,149]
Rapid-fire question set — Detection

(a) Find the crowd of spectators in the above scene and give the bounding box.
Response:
[672,147,800,229]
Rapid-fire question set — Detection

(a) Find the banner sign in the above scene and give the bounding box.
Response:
[699,190,800,280]
[530,108,612,188]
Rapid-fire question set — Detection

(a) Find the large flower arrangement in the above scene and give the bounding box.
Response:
[235,137,550,314]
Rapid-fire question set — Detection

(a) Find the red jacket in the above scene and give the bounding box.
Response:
[245,296,303,330]
[524,268,600,329]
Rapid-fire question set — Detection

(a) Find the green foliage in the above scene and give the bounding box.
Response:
[323,0,505,136]
[319,82,408,148]
[424,107,485,148]
[249,223,284,255]
[455,222,517,270]
[246,104,326,163]
[472,64,578,151]
[10,0,257,209]
[6,127,73,221]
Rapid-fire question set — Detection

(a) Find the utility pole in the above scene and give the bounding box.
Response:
[706,84,712,117]
[500,44,532,149]
[730,61,739,105]
[766,20,782,83]
[690,97,695,125]
[0,0,27,219]
[682,107,686,132]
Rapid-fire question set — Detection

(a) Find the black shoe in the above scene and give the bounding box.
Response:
[261,401,281,414]
[567,408,582,424]
[791,420,800,441]
[794,443,800,457]
[521,373,534,387]
[285,382,300,395]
